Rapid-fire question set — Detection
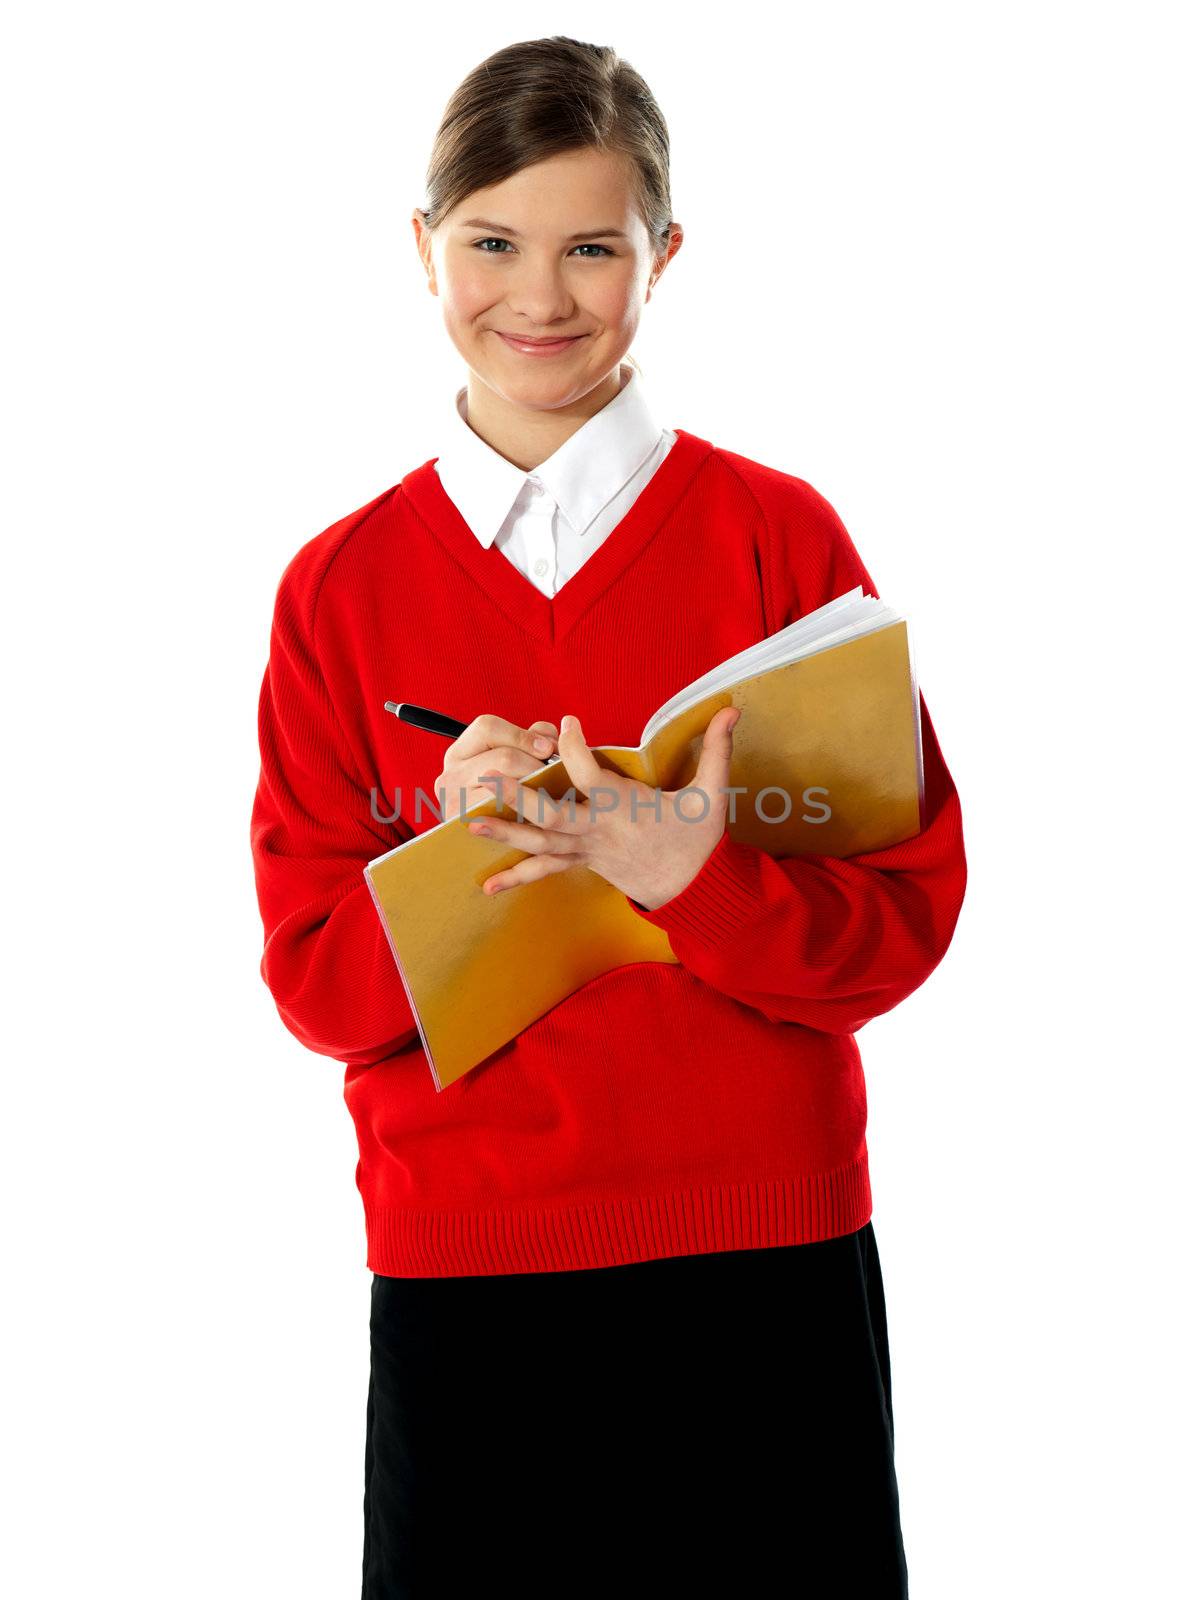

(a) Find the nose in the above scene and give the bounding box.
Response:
[502,255,578,328]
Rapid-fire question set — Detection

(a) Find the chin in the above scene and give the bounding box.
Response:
[495,361,593,391]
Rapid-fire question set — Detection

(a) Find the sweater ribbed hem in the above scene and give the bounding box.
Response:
[627,829,765,950]
[362,1156,871,1278]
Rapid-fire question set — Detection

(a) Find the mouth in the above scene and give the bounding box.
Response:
[494,331,588,357]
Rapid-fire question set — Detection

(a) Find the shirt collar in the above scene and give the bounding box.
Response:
[434,362,666,549]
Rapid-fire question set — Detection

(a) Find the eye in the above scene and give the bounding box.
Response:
[470,239,614,258]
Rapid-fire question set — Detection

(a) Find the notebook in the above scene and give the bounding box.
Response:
[365,587,923,1090]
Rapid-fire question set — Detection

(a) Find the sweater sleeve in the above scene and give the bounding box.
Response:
[625,477,968,1035]
[250,550,421,1069]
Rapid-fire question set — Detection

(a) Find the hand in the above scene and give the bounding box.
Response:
[466,707,743,908]
[432,714,559,824]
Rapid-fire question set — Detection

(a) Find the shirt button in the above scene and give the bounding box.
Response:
[533,558,549,576]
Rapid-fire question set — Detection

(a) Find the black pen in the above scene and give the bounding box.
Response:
[384,701,555,763]
[384,701,469,739]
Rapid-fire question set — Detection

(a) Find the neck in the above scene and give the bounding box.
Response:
[462,363,627,472]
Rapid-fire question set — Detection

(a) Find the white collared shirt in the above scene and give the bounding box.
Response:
[433,362,678,599]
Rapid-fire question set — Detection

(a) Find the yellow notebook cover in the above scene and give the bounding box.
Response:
[364,588,923,1090]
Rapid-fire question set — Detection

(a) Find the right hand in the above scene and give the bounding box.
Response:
[432,714,559,824]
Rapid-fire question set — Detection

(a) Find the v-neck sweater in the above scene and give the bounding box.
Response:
[251,428,968,1278]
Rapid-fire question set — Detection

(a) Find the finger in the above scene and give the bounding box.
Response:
[686,705,742,814]
[472,773,557,824]
[556,713,605,795]
[432,774,517,823]
[481,850,585,895]
[467,745,545,779]
[446,713,559,768]
[479,779,590,834]
[474,781,589,836]
[468,811,584,852]
[527,719,560,756]
[460,745,552,816]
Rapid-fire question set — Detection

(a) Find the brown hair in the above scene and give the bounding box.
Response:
[419,37,675,373]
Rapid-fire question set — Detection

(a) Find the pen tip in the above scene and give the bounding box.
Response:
[384,702,401,715]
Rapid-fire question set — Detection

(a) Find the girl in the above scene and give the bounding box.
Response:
[251,35,966,1599]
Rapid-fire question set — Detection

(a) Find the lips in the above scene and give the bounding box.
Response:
[498,332,585,344]
[495,331,587,356]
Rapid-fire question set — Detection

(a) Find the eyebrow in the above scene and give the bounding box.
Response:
[458,217,630,242]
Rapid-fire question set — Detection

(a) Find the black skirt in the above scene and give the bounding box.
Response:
[362,1222,908,1597]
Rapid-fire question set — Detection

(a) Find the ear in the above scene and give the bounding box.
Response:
[412,209,437,295]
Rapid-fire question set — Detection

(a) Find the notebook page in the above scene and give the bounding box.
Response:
[638,587,905,746]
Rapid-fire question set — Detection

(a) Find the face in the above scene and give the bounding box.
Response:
[413,146,682,415]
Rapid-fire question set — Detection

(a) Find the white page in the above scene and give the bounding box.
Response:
[638,586,904,745]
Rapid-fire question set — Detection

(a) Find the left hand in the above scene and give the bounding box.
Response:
[467,707,743,910]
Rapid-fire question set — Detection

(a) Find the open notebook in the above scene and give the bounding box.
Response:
[365,587,923,1090]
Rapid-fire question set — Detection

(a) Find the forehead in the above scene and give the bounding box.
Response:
[450,148,638,226]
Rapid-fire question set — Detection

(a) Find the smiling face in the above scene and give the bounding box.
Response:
[413,146,681,438]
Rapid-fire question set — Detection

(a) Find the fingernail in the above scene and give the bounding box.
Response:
[533,735,552,753]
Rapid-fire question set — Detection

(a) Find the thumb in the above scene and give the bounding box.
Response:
[690,705,741,803]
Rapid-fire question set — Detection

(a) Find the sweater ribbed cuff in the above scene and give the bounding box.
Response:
[627,829,763,951]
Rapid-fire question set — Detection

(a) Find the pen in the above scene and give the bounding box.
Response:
[384,702,555,765]
[384,701,470,739]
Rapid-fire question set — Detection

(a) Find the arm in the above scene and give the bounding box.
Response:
[626,479,968,1035]
[250,552,420,1069]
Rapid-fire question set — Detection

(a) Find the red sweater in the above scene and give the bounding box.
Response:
[250,428,967,1277]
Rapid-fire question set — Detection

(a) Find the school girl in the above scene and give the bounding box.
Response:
[251,34,967,1599]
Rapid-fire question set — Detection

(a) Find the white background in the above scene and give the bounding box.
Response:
[4,3,1189,1594]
